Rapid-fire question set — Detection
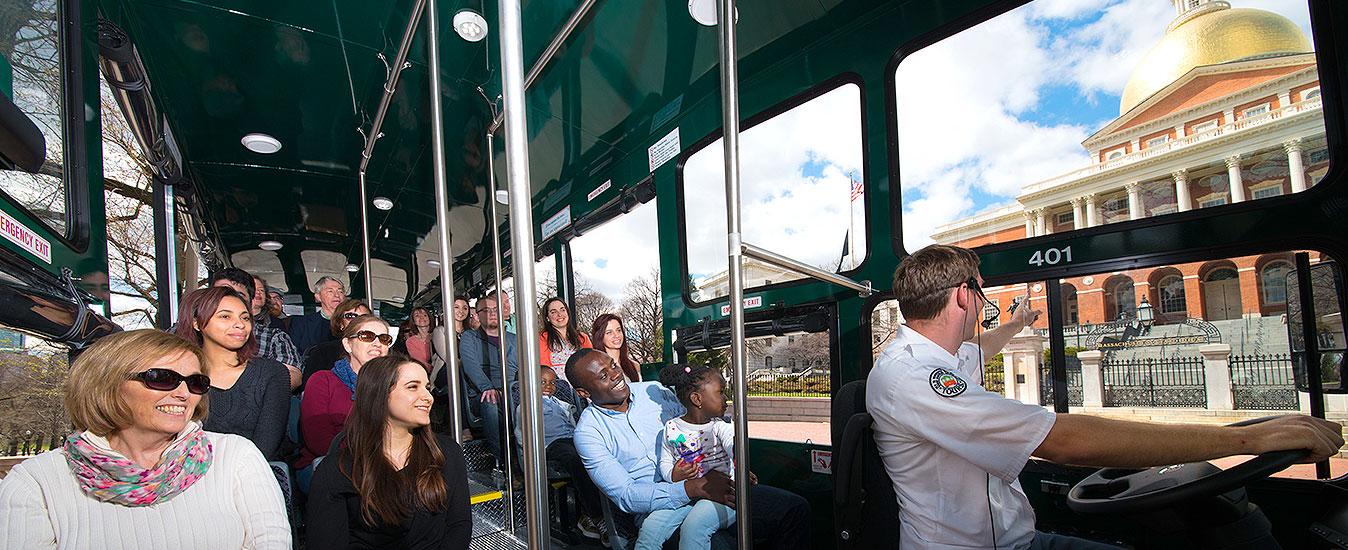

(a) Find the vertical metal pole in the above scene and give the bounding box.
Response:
[487,133,517,532]
[557,241,576,311]
[1046,279,1069,413]
[357,171,375,301]
[427,0,464,443]
[152,179,178,329]
[1293,252,1330,478]
[715,0,752,546]
[498,0,549,546]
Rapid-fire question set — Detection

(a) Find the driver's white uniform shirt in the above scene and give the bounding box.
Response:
[867,325,1056,550]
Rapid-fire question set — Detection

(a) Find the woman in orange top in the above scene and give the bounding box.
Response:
[538,297,590,383]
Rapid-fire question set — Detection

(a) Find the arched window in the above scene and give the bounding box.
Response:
[1261,261,1293,305]
[1158,275,1186,315]
[1106,277,1135,321]
[1061,283,1079,325]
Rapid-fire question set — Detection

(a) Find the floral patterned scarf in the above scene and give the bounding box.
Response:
[63,421,213,507]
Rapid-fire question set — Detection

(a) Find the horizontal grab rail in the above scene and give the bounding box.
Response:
[741,242,872,297]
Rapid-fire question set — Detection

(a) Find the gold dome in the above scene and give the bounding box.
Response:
[1119,6,1311,115]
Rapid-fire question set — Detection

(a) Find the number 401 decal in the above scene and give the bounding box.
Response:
[1028,246,1073,267]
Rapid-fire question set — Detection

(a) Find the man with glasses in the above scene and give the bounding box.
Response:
[287,276,348,356]
[459,294,519,469]
[867,244,1343,549]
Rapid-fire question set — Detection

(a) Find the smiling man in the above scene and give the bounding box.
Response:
[568,349,811,549]
[287,276,347,356]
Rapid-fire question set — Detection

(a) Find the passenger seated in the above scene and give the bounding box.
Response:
[296,315,390,491]
[512,365,605,539]
[867,244,1344,549]
[640,364,738,550]
[567,349,811,550]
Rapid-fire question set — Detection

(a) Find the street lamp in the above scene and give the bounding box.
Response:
[1136,296,1155,331]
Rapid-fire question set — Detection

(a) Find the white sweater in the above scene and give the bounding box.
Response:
[0,432,290,550]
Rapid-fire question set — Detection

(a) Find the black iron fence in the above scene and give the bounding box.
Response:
[1039,357,1083,407]
[982,362,1005,394]
[1229,353,1299,410]
[746,367,831,396]
[1102,357,1206,408]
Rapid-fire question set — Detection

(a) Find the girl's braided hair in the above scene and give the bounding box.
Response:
[658,363,718,407]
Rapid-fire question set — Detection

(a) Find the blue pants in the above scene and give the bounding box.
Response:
[469,394,505,464]
[636,499,736,550]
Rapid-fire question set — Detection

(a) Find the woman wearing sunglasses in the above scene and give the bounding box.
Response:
[0,330,289,548]
[300,298,373,391]
[175,286,290,463]
[297,314,391,488]
[307,356,471,548]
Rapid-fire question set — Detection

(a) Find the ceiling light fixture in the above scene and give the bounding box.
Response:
[453,10,488,42]
[345,263,359,272]
[258,240,283,251]
[494,189,510,205]
[372,196,393,210]
[241,133,282,154]
[426,259,441,267]
[687,0,736,26]
[391,296,405,302]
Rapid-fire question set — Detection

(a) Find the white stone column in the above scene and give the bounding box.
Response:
[1126,182,1143,220]
[1199,344,1234,410]
[1225,155,1245,203]
[1173,169,1192,212]
[1285,139,1307,193]
[1070,198,1085,230]
[1003,328,1045,404]
[1278,91,1291,108]
[1130,137,1140,152]
[1085,194,1099,227]
[1223,108,1235,125]
[1079,350,1104,408]
[1035,208,1049,235]
[1023,211,1037,238]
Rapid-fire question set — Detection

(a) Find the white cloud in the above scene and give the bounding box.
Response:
[569,201,661,302]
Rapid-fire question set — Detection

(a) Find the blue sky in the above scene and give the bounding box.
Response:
[895,0,1314,248]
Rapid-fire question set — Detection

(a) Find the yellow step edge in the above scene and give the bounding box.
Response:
[469,481,569,504]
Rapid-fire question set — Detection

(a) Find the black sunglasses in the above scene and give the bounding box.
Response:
[349,330,393,345]
[342,311,361,320]
[130,368,211,395]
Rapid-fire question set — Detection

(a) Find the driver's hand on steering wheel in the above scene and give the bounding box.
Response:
[1244,415,1344,463]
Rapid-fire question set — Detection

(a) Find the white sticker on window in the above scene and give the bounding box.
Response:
[587,179,612,202]
[0,209,51,263]
[649,127,681,172]
[541,205,572,241]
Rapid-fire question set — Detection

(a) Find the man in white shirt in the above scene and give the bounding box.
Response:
[867,244,1344,550]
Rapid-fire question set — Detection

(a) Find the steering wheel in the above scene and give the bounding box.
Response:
[1066,416,1310,514]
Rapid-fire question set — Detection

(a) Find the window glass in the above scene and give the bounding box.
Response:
[681,84,865,303]
[0,334,70,457]
[897,0,1327,249]
[976,250,1344,478]
[230,250,287,293]
[301,250,352,295]
[0,0,68,235]
[567,200,661,357]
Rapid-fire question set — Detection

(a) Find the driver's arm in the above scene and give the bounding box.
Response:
[1034,413,1344,468]
[973,296,1042,358]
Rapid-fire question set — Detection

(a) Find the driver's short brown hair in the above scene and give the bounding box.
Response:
[892,244,981,321]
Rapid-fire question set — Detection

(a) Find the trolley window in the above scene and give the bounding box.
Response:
[893,0,1329,250]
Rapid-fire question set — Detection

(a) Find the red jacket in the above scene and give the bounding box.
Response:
[539,331,592,369]
[298,370,353,468]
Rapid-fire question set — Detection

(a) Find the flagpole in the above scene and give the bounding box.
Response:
[848,171,855,270]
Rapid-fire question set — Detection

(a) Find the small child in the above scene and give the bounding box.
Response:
[636,364,737,550]
[513,365,605,539]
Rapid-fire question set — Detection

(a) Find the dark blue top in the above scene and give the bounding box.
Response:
[288,311,335,357]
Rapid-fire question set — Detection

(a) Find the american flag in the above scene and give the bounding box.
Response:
[850,173,864,201]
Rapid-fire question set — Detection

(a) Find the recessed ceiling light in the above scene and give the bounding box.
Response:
[241,133,282,154]
[453,10,488,42]
[258,240,283,251]
[391,296,405,302]
[687,0,736,26]
[372,196,393,210]
[494,189,510,205]
[426,259,441,267]
[345,263,359,272]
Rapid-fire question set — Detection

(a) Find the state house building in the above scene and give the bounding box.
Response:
[932,0,1330,336]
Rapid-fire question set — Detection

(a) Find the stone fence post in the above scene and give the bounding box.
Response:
[1199,343,1234,410]
[1003,328,1044,404]
[1078,350,1103,408]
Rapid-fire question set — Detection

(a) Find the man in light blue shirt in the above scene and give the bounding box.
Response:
[568,349,811,550]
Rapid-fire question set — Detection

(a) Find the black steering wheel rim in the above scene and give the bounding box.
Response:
[1066,415,1311,514]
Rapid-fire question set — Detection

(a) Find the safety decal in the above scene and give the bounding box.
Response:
[929,368,966,398]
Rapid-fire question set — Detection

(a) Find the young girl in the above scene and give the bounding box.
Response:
[637,364,737,550]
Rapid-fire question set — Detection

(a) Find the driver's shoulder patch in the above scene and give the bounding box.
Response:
[928,368,967,398]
